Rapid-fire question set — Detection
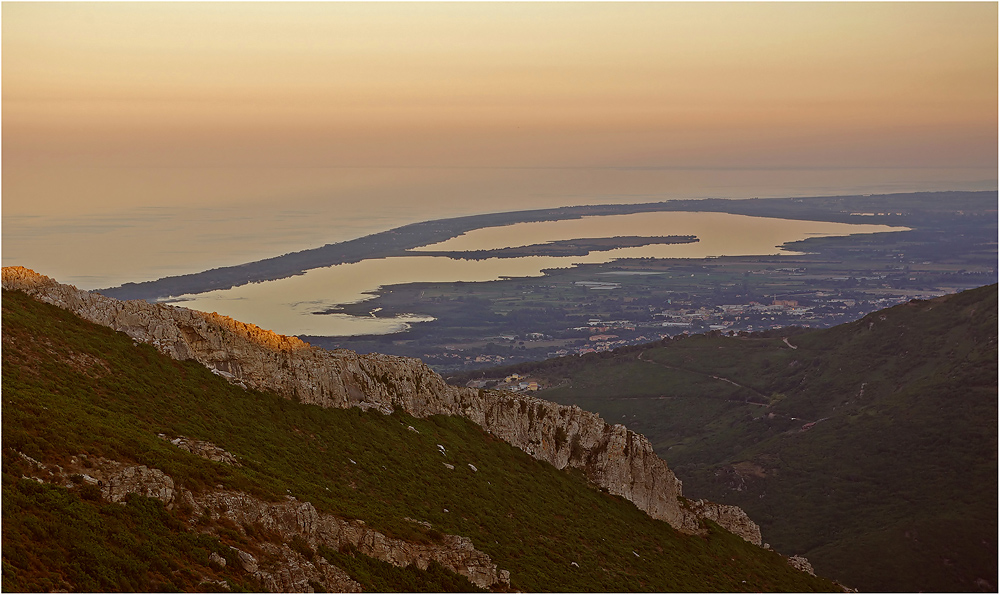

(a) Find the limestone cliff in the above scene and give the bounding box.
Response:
[2,266,760,544]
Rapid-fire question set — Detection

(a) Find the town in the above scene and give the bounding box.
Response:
[410,287,934,375]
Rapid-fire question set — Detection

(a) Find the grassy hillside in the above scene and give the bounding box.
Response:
[458,284,998,592]
[1,288,837,592]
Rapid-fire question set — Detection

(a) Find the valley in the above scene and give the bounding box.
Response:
[451,284,998,591]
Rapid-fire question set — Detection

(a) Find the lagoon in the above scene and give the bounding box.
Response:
[168,211,903,337]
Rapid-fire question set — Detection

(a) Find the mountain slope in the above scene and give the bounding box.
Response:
[461,284,997,591]
[1,266,758,542]
[2,276,839,592]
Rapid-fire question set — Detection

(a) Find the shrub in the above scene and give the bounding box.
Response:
[78,484,102,501]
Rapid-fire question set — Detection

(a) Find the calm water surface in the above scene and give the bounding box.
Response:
[170,212,903,337]
[5,165,990,289]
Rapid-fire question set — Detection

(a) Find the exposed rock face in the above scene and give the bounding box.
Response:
[159,434,240,466]
[17,453,175,506]
[788,555,816,576]
[173,489,508,589]
[2,266,760,544]
[459,393,701,533]
[250,542,362,592]
[21,452,506,591]
[103,465,176,505]
[687,499,763,545]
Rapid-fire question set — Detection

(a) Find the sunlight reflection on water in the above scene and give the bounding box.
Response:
[169,212,903,337]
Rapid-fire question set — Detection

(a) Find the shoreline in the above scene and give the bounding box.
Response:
[96,190,985,302]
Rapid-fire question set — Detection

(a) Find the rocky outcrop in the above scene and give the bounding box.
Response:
[17,452,176,506]
[19,453,507,591]
[176,488,508,590]
[687,499,763,545]
[103,465,176,505]
[788,555,816,576]
[159,434,240,466]
[459,393,700,532]
[246,542,362,592]
[2,266,760,544]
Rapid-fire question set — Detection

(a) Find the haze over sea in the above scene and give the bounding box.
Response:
[3,166,991,291]
[3,3,995,301]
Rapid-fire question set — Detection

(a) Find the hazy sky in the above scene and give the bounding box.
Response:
[3,2,997,287]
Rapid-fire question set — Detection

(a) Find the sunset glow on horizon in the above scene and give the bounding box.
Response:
[3,2,996,287]
[6,3,996,209]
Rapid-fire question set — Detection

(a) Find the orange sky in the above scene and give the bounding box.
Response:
[2,2,997,289]
[4,2,996,218]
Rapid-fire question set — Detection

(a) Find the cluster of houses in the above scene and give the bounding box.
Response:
[466,373,541,393]
[652,294,920,333]
[657,300,812,329]
[426,291,936,372]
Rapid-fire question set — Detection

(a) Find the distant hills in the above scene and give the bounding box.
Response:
[453,283,998,591]
[2,269,839,592]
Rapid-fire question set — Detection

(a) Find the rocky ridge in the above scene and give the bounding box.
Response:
[16,452,508,591]
[1,266,759,545]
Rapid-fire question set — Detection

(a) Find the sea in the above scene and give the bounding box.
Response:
[2,165,992,336]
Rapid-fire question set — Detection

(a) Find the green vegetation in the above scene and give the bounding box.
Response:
[466,284,998,591]
[318,544,485,593]
[2,480,256,593]
[2,288,839,592]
